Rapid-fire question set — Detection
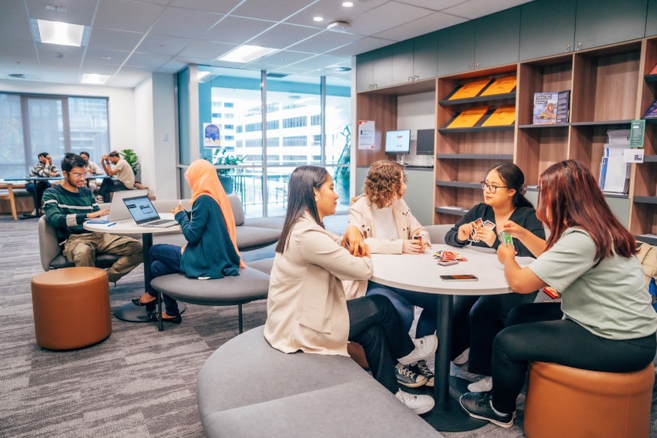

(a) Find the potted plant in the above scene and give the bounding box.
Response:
[333,125,351,204]
[119,149,141,182]
[213,149,244,194]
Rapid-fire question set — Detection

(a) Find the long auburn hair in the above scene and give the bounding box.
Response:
[275,165,329,254]
[363,160,406,208]
[537,160,636,261]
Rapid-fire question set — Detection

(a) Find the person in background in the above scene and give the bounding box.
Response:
[43,153,142,284]
[460,160,657,428]
[131,160,244,324]
[79,151,103,193]
[265,165,436,415]
[99,151,135,202]
[346,160,437,389]
[27,152,60,212]
[444,162,545,393]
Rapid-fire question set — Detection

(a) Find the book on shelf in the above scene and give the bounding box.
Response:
[607,129,631,144]
[448,78,492,100]
[480,75,516,96]
[481,104,516,127]
[445,106,489,129]
[650,62,657,75]
[643,100,657,119]
[599,143,630,195]
[532,91,570,124]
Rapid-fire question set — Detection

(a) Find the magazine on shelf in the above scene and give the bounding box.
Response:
[480,75,516,96]
[449,78,492,100]
[643,100,657,119]
[481,105,516,127]
[599,142,630,194]
[532,91,570,124]
[446,106,489,129]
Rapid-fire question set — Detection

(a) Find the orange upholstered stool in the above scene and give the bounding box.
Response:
[524,361,655,438]
[31,267,111,350]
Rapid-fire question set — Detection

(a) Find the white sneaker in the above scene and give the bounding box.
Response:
[398,334,438,365]
[467,376,493,392]
[396,390,435,415]
[453,348,469,366]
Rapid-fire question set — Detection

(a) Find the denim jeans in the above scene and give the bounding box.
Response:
[146,244,182,316]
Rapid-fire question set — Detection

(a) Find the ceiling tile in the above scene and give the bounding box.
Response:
[284,0,388,27]
[83,48,131,66]
[106,67,152,87]
[41,70,80,84]
[94,0,164,33]
[325,36,395,57]
[0,0,28,18]
[88,28,144,52]
[396,0,468,11]
[0,39,37,58]
[168,0,243,14]
[178,40,237,60]
[349,2,434,36]
[247,23,321,50]
[249,50,315,67]
[0,14,33,41]
[80,63,121,75]
[124,53,171,69]
[232,0,317,22]
[0,55,40,71]
[150,7,223,38]
[287,30,363,54]
[26,0,96,25]
[374,12,466,40]
[201,16,275,44]
[285,54,345,70]
[156,59,187,73]
[442,0,531,20]
[137,34,192,56]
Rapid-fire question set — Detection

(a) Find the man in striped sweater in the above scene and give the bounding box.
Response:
[43,153,142,283]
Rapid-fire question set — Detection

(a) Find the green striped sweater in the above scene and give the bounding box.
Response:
[43,185,99,243]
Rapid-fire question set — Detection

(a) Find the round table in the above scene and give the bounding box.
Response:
[371,243,533,432]
[84,214,185,330]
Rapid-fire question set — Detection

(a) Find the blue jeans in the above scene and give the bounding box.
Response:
[146,244,181,316]
[365,281,438,338]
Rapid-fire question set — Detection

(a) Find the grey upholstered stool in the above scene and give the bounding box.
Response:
[150,267,270,332]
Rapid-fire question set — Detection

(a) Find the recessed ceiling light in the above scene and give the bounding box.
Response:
[32,19,88,47]
[81,73,109,85]
[218,45,278,63]
[342,2,354,7]
[313,16,324,22]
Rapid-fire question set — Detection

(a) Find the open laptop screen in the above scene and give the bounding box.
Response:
[123,195,160,224]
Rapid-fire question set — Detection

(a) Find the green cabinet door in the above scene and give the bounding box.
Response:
[475,7,520,69]
[356,52,374,93]
[392,40,415,85]
[519,0,576,61]
[413,32,439,80]
[437,21,475,76]
[575,0,648,50]
[647,0,657,37]
[371,46,393,89]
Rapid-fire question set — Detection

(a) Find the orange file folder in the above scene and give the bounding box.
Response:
[481,75,517,96]
[449,78,492,100]
[446,106,489,129]
[482,105,516,127]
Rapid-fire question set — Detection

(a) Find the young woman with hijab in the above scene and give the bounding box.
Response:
[444,162,545,392]
[264,165,436,415]
[132,159,244,324]
[460,160,657,428]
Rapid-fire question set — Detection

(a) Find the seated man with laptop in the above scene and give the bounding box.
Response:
[43,153,143,284]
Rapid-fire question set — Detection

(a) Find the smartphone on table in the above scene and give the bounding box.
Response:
[440,274,478,282]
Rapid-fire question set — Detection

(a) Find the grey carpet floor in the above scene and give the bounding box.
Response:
[1,215,656,438]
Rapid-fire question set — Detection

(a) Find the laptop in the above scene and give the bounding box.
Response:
[122,194,179,228]
[92,189,149,222]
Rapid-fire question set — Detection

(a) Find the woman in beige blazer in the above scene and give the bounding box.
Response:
[264,165,435,415]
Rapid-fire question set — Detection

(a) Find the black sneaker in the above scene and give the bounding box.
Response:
[409,360,434,387]
[459,392,514,428]
[395,362,427,388]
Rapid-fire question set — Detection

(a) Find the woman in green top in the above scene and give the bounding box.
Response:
[460,160,657,428]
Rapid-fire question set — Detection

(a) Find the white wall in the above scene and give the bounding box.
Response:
[396,92,435,168]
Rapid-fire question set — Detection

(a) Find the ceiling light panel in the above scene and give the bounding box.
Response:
[33,19,88,47]
[218,45,278,63]
[81,73,110,84]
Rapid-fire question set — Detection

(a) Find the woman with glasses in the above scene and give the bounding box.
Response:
[444,163,545,393]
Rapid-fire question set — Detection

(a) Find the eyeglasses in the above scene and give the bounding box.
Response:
[480,181,508,194]
[70,172,86,178]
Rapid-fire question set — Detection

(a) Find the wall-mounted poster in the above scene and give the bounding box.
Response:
[204,123,221,148]
[358,120,375,150]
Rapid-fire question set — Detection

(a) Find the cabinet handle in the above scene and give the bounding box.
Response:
[475,62,479,68]
[408,76,412,82]
[566,43,571,51]
[576,42,582,51]
[468,63,473,70]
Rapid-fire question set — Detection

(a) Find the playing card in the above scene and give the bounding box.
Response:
[483,220,495,230]
[469,218,484,242]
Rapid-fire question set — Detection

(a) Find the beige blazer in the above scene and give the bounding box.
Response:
[343,195,430,299]
[264,212,373,357]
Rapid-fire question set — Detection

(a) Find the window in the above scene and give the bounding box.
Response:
[313,135,321,146]
[283,116,307,129]
[245,139,262,148]
[236,126,243,133]
[225,135,234,141]
[283,136,307,147]
[245,122,262,132]
[224,124,234,130]
[311,114,321,126]
[224,102,234,108]
[267,120,279,130]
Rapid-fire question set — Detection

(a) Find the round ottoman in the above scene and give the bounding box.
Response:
[31,267,111,350]
[524,361,655,438]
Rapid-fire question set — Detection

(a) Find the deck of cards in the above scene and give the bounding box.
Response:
[498,230,514,247]
[469,218,496,242]
[433,250,467,262]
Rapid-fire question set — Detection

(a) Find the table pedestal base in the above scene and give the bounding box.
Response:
[114,302,187,322]
[422,377,487,432]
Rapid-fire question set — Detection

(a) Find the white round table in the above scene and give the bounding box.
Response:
[371,243,533,432]
[84,214,184,330]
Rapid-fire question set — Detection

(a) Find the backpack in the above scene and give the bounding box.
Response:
[637,242,657,311]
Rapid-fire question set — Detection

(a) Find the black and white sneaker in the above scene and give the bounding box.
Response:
[395,362,427,388]
[459,392,515,428]
[410,360,434,387]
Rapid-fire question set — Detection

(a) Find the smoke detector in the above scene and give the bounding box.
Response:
[327,21,351,31]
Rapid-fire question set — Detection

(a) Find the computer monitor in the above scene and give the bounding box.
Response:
[385,130,411,154]
[416,129,435,155]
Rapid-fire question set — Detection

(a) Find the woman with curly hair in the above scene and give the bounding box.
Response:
[345,160,438,390]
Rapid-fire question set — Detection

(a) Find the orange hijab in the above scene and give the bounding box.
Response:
[185,159,244,268]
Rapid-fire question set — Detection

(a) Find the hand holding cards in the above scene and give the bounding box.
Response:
[469,218,496,243]
[498,230,514,247]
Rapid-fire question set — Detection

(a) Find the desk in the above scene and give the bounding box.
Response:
[371,244,532,432]
[6,176,63,219]
[84,215,185,330]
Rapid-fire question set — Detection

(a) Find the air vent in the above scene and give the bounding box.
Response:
[8,73,26,79]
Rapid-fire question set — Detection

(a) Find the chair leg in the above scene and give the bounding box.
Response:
[238,303,243,334]
[10,198,17,221]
